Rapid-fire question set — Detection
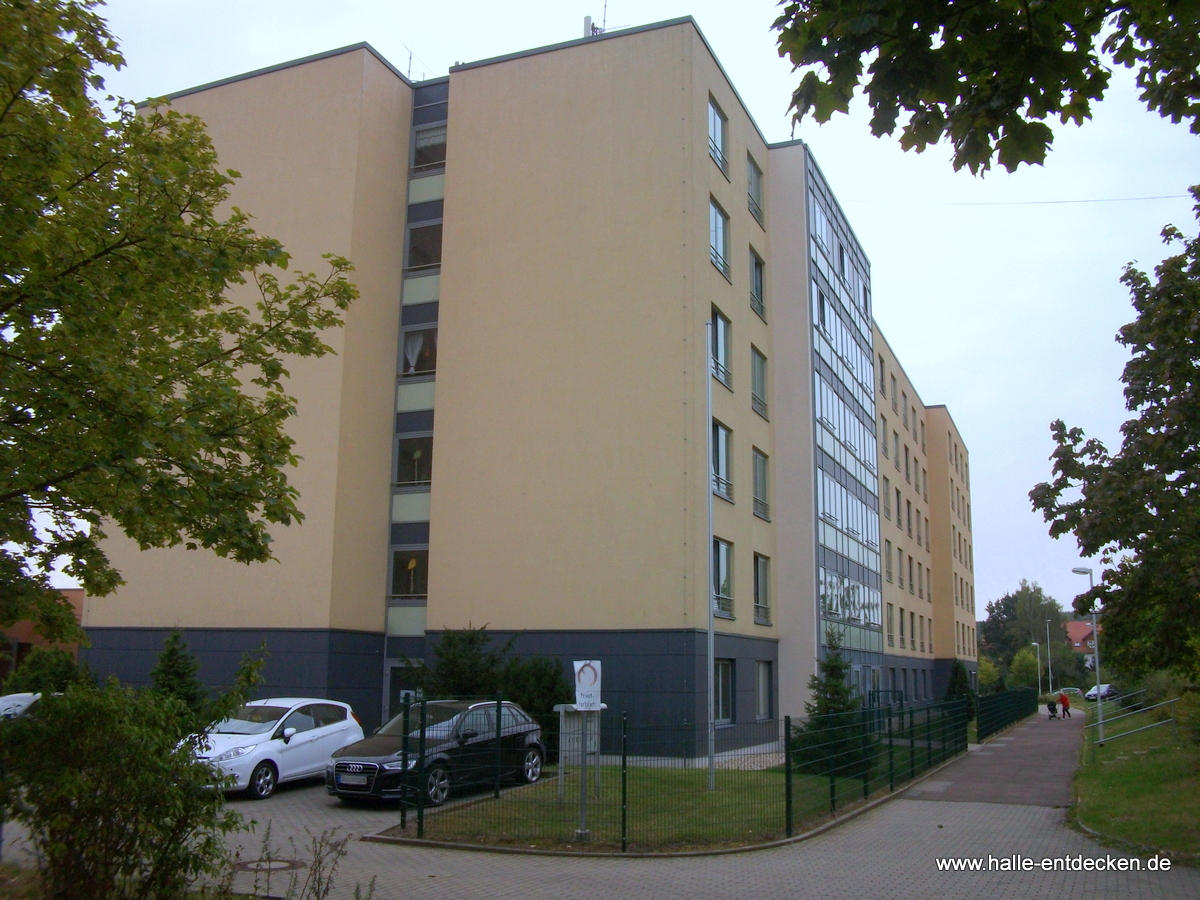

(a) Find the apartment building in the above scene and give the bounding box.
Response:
[80,18,969,730]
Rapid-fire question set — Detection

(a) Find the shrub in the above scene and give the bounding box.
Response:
[0,679,244,900]
[1176,692,1200,745]
[2,646,89,694]
[943,658,977,719]
[149,628,208,731]
[790,631,877,780]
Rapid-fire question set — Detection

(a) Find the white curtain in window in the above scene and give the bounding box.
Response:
[403,331,423,373]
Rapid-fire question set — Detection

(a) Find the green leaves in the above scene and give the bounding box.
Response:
[0,1,358,632]
[1030,187,1200,677]
[771,1,1195,173]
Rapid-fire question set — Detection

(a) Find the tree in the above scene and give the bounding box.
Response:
[943,658,976,718]
[1031,189,1200,679]
[773,1,1200,173]
[0,0,357,641]
[977,656,1001,693]
[790,630,875,780]
[149,629,207,726]
[1008,645,1040,691]
[2,646,89,693]
[978,580,1069,670]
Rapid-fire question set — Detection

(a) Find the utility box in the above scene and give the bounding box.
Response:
[553,703,606,802]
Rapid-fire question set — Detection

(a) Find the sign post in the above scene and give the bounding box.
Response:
[572,660,601,840]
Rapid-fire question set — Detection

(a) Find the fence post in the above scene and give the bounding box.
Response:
[494,693,503,800]
[400,699,411,830]
[784,715,793,837]
[417,699,427,839]
[908,706,915,781]
[860,707,870,799]
[621,713,628,853]
[924,706,932,773]
[887,705,895,792]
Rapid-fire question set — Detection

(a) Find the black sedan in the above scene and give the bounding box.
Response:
[326,699,544,805]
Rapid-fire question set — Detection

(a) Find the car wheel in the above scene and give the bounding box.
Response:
[425,764,450,807]
[521,749,543,784]
[247,761,277,800]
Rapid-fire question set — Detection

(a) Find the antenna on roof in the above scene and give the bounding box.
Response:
[602,0,608,32]
[583,15,604,37]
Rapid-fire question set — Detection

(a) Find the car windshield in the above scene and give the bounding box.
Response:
[377,703,462,739]
[211,705,291,735]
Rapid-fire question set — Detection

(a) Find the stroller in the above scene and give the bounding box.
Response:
[1046,699,1059,720]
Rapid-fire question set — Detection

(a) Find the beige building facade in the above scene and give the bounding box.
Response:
[82,18,972,729]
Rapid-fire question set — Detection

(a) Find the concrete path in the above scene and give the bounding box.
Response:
[4,710,1198,898]
[905,705,1083,806]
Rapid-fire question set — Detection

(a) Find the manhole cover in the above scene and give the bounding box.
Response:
[234,858,307,873]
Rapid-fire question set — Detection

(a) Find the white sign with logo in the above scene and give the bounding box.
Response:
[573,659,602,711]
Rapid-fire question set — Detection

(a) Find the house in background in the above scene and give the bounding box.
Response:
[79,18,976,733]
[2,588,86,682]
[1065,620,1098,669]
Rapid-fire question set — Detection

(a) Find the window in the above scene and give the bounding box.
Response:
[911,611,916,649]
[911,406,917,435]
[713,538,733,617]
[920,616,925,652]
[881,417,889,456]
[707,98,728,174]
[922,468,928,501]
[893,432,900,468]
[904,445,911,482]
[709,199,730,277]
[749,250,765,318]
[902,393,908,427]
[714,659,733,724]
[712,421,732,500]
[752,449,770,520]
[899,605,906,647]
[747,155,764,224]
[406,223,442,270]
[924,517,930,549]
[906,500,912,536]
[395,435,433,486]
[884,541,893,581]
[920,421,926,453]
[908,556,915,594]
[754,554,770,624]
[917,562,923,598]
[895,488,901,525]
[391,548,428,599]
[710,308,731,385]
[755,660,772,720]
[412,125,446,171]
[879,356,886,393]
[890,375,898,411]
[915,510,922,545]
[886,603,894,646]
[751,347,768,418]
[400,327,438,377]
[897,550,905,589]
[882,478,890,518]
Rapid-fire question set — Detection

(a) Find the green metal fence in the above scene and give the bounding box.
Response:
[976,689,1037,741]
[375,698,969,852]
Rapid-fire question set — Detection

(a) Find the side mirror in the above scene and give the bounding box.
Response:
[282,727,297,743]
[459,729,479,742]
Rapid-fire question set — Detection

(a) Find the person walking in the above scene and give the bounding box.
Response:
[1058,691,1071,719]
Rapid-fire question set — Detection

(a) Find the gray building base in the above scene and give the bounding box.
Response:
[82,627,386,732]
[933,657,977,700]
[882,654,938,704]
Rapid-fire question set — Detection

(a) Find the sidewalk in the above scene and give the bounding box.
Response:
[905,704,1083,805]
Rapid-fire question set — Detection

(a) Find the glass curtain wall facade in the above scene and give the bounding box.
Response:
[806,159,883,691]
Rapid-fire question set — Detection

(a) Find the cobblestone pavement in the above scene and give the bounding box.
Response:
[4,716,1197,899]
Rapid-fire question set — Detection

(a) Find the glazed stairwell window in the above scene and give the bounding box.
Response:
[400,327,437,378]
[391,548,428,600]
[412,125,447,172]
[395,435,433,486]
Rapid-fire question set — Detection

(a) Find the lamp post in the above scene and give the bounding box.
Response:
[1072,567,1103,743]
[1045,619,1054,695]
[1032,642,1041,697]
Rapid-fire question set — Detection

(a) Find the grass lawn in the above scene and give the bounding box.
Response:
[1075,705,1200,862]
[381,732,958,852]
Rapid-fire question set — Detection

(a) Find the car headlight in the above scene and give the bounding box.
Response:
[212,744,257,763]
[382,758,418,771]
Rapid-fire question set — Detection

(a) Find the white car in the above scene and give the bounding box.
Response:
[199,698,365,799]
[0,692,40,719]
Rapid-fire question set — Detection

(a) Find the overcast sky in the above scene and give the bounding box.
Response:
[90,0,1198,615]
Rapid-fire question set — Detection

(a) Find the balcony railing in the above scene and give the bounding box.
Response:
[748,192,764,225]
[750,290,765,319]
[754,604,770,626]
[753,497,770,520]
[712,473,733,501]
[708,137,728,174]
[714,593,734,617]
[710,245,730,278]
[711,355,731,386]
[751,391,767,418]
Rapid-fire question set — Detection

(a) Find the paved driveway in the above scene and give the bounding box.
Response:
[5,714,1197,898]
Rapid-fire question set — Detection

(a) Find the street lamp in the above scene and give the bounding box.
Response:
[1072,567,1103,743]
[1045,619,1054,694]
[1032,642,1041,697]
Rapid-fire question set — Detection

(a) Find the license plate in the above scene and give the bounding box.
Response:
[338,774,368,785]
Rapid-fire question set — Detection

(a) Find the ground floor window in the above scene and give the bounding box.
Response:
[714,659,733,724]
[755,660,772,720]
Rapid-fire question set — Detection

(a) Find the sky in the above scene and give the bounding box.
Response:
[87,0,1198,615]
